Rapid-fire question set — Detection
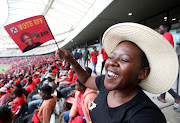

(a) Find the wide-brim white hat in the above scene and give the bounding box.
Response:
[102,22,179,94]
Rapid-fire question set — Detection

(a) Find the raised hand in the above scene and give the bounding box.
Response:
[56,49,74,63]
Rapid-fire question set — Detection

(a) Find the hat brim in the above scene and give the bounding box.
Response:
[102,22,179,94]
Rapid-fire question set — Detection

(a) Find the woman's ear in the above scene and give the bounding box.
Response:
[138,67,150,80]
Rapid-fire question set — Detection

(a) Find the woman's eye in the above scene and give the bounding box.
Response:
[108,56,113,59]
[120,59,128,62]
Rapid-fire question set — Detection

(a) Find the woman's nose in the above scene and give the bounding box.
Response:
[109,58,119,67]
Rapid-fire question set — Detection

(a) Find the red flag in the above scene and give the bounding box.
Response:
[4,15,54,52]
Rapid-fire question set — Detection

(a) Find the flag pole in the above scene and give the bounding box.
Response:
[43,15,59,49]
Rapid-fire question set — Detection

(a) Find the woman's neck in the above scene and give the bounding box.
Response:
[107,87,139,108]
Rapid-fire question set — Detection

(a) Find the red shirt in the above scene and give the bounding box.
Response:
[163,32,174,47]
[6,88,14,94]
[25,84,35,93]
[77,93,84,116]
[55,56,59,60]
[100,48,108,60]
[30,70,33,74]
[11,94,26,112]
[52,69,58,76]
[52,62,57,66]
[61,64,65,70]
[71,74,78,85]
[15,79,21,84]
[33,78,40,86]
[90,51,99,63]
[0,83,4,87]
[65,70,74,82]
[80,52,82,58]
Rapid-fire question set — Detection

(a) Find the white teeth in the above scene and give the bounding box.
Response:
[108,71,119,77]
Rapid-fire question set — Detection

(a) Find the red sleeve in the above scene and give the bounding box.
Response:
[25,86,31,93]
[65,71,74,82]
[61,64,65,69]
[100,48,103,54]
[34,78,40,85]
[90,52,93,57]
[71,74,78,85]
[11,95,26,111]
[33,80,36,86]
[163,33,174,47]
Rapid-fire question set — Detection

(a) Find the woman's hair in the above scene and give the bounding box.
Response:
[119,41,149,68]
[0,106,13,123]
[40,85,52,95]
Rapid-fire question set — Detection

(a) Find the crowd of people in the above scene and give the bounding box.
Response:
[0,52,98,123]
[0,22,179,123]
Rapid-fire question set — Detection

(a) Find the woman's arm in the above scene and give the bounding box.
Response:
[56,49,98,90]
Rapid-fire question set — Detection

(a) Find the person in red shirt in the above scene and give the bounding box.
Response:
[90,47,99,75]
[14,77,21,85]
[25,77,35,93]
[52,66,58,77]
[11,88,26,112]
[57,67,78,98]
[65,69,74,82]
[65,79,97,123]
[78,49,83,65]
[100,47,108,75]
[154,22,180,109]
[32,73,40,86]
[158,22,174,47]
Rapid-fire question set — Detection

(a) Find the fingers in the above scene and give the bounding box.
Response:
[56,48,73,63]
[56,49,65,59]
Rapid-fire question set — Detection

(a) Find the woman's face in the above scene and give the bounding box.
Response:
[104,42,144,91]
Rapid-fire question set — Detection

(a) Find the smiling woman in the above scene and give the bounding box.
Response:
[56,22,178,123]
[0,0,8,28]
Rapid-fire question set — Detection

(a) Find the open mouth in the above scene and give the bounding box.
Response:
[107,71,119,78]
